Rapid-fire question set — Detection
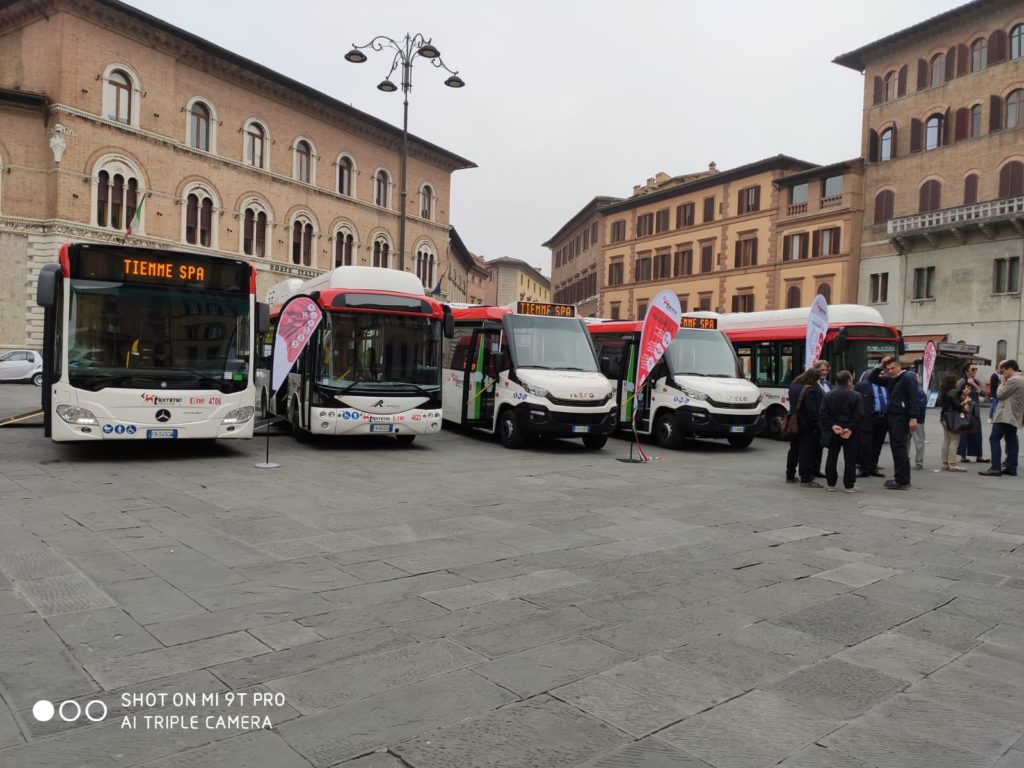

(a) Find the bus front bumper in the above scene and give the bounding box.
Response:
[673,404,766,438]
[308,408,443,437]
[513,403,617,438]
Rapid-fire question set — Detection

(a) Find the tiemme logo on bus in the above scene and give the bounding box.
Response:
[141,393,184,406]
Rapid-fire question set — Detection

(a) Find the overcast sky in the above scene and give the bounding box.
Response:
[125,0,963,275]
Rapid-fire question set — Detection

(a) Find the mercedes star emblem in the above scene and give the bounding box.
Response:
[155,409,171,423]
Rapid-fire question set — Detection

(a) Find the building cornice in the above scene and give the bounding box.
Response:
[542,196,622,247]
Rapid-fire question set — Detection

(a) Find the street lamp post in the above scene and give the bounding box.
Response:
[345,34,464,273]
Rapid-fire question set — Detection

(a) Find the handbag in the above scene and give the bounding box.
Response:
[944,410,975,433]
[782,386,810,438]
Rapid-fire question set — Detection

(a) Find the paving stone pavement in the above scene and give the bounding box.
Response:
[0,390,1022,768]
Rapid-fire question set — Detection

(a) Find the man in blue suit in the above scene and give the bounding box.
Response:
[868,356,924,489]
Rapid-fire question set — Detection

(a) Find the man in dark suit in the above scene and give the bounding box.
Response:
[869,356,924,489]
[854,370,887,477]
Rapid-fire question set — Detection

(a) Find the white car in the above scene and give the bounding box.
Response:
[0,349,43,386]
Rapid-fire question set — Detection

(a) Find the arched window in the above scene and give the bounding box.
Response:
[883,71,897,102]
[189,102,211,151]
[415,246,436,289]
[107,69,132,124]
[925,114,943,150]
[817,284,832,303]
[930,53,945,87]
[919,180,942,213]
[997,339,1008,362]
[785,285,801,309]
[292,218,314,266]
[242,202,269,258]
[374,170,390,207]
[971,104,983,138]
[999,161,1024,198]
[334,228,355,267]
[185,190,214,247]
[294,141,312,184]
[337,156,353,196]
[873,190,895,224]
[880,127,895,161]
[244,121,267,169]
[1007,89,1024,130]
[964,173,979,205]
[971,38,988,71]
[420,184,434,220]
[94,159,142,232]
[372,236,390,268]
[1012,24,1024,60]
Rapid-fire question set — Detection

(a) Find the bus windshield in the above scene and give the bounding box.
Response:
[507,315,598,372]
[67,280,250,392]
[666,328,741,378]
[316,312,441,389]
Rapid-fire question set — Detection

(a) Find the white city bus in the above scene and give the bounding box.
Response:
[442,302,616,449]
[718,305,904,438]
[35,242,266,442]
[262,266,453,443]
[589,316,766,448]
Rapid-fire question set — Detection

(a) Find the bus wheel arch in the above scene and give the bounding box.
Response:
[727,434,755,448]
[582,434,607,450]
[497,406,527,449]
[765,404,787,440]
[653,409,684,449]
[287,395,310,442]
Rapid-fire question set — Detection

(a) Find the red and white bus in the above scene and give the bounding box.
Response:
[35,242,266,442]
[588,316,765,448]
[442,302,616,449]
[718,304,903,438]
[262,266,453,443]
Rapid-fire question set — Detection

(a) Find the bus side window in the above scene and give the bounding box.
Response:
[447,328,472,371]
[735,345,753,381]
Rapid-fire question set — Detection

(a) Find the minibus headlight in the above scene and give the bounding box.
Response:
[56,405,98,425]
[520,382,550,398]
[222,406,255,425]
[680,387,709,401]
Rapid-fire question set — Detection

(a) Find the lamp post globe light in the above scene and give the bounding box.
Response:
[345,34,464,273]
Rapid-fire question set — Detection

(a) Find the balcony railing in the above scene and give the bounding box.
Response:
[819,194,843,209]
[887,195,1024,236]
[787,202,808,215]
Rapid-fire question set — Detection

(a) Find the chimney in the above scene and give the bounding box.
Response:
[708,161,718,174]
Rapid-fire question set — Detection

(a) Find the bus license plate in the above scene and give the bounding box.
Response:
[572,425,591,434]
[146,429,178,439]
[369,424,393,433]
[729,426,745,433]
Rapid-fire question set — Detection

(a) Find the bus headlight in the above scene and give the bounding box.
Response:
[222,406,255,425]
[520,382,550,398]
[56,404,99,425]
[680,387,710,401]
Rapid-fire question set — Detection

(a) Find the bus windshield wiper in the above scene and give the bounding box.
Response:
[676,371,708,376]
[72,373,140,391]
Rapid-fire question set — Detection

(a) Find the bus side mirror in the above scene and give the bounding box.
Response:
[36,263,61,308]
[256,302,270,334]
[443,306,455,338]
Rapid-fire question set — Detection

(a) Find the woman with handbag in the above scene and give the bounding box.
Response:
[956,362,986,463]
[784,368,824,487]
[939,374,968,471]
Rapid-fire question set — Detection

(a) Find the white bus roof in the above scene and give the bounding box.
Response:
[266,266,426,306]
[713,304,888,330]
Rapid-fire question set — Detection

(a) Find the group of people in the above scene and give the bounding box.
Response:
[785,356,1024,492]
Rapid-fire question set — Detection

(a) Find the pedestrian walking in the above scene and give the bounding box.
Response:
[785,368,823,487]
[854,369,887,477]
[818,370,864,492]
[979,360,1024,477]
[911,371,929,469]
[956,362,986,463]
[869,356,923,490]
[938,374,968,472]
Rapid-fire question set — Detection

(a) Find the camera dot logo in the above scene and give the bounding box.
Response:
[33,700,55,722]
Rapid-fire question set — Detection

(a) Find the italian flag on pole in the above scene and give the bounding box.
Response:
[124,192,146,239]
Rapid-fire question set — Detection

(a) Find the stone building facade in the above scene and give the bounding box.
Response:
[544,196,620,317]
[0,0,473,349]
[835,0,1024,371]
[485,257,550,306]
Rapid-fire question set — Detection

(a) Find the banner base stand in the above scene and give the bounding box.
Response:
[254,462,280,469]
[616,458,647,464]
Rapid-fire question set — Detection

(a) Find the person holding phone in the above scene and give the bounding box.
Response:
[979,360,1024,477]
[868,356,923,490]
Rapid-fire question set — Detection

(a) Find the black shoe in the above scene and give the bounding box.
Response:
[785,477,797,484]
[978,469,1002,476]
[800,481,824,488]
[869,470,885,477]
[1004,469,1017,476]
[976,458,989,463]
[857,472,871,478]
[814,472,827,479]
[883,480,910,490]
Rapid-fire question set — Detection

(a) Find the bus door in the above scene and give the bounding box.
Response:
[462,328,501,427]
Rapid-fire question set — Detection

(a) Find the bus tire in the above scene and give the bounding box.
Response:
[582,434,607,450]
[727,434,755,448]
[654,411,683,450]
[766,405,787,440]
[498,408,527,449]
[288,398,311,442]
[395,434,415,445]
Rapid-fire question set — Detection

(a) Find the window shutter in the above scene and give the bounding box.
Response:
[943,108,952,146]
[990,29,1007,64]
[753,186,760,210]
[919,184,928,212]
[731,295,740,313]
[734,240,741,268]
[897,65,908,96]
[782,234,791,261]
[812,230,821,259]
[932,181,942,211]
[945,47,956,81]
[954,107,969,141]
[737,191,745,215]
[957,44,968,76]
[872,76,883,105]
[891,125,898,159]
[916,58,928,90]
[800,233,809,258]
[910,118,922,152]
[868,130,879,162]
[750,238,758,266]
[964,174,978,205]
[990,94,1003,131]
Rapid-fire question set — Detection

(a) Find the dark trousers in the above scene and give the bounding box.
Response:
[861,414,887,470]
[888,417,911,486]
[786,438,798,480]
[825,432,859,489]
[990,423,1019,473]
[797,429,820,483]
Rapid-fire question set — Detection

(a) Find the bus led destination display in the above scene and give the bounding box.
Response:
[70,245,249,292]
[515,301,575,318]
[680,316,718,330]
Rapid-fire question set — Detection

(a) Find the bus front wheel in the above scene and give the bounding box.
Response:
[288,399,311,443]
[727,434,755,448]
[395,434,415,445]
[582,434,607,450]
[654,412,683,450]
[766,405,787,440]
[498,408,527,449]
